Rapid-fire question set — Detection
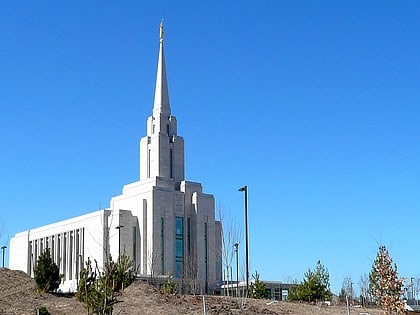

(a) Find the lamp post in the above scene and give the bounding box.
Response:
[411,277,415,303]
[234,242,239,297]
[238,185,249,293]
[115,225,124,261]
[1,246,6,268]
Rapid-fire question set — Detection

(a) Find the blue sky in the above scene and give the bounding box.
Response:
[1,1,419,295]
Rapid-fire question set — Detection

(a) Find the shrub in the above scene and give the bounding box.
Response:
[288,260,332,302]
[249,271,268,299]
[161,274,178,295]
[34,249,62,293]
[37,306,50,315]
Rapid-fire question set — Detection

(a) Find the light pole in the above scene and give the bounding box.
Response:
[1,246,6,268]
[116,225,124,261]
[238,185,249,293]
[234,242,239,297]
[411,277,415,303]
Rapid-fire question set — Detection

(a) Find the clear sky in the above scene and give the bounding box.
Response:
[1,1,419,295]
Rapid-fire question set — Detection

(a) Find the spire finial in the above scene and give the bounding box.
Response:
[160,20,164,43]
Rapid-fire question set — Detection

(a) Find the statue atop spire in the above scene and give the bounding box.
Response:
[160,20,164,43]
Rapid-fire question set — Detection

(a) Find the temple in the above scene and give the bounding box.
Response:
[9,22,222,293]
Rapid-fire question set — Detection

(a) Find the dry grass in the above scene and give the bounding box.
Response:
[1,268,384,315]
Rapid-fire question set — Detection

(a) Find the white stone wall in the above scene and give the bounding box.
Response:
[10,210,117,292]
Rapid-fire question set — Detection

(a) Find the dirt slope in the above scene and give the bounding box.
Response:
[1,268,383,315]
[0,268,85,315]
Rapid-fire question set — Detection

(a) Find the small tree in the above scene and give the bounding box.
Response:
[34,249,62,293]
[76,254,134,315]
[288,260,332,302]
[161,274,178,295]
[183,254,200,295]
[111,249,135,291]
[359,273,371,307]
[369,245,408,314]
[249,271,268,299]
[338,275,353,303]
[76,257,99,312]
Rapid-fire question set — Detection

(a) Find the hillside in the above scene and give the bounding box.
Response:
[0,268,382,315]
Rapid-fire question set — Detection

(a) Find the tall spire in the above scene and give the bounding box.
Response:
[153,21,171,116]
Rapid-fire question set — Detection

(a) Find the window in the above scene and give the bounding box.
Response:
[169,149,173,178]
[166,124,170,136]
[133,226,137,266]
[160,219,164,274]
[63,233,67,280]
[175,217,184,278]
[204,222,208,287]
[147,149,151,178]
[187,217,191,255]
[69,231,73,280]
[57,235,61,273]
[51,236,54,261]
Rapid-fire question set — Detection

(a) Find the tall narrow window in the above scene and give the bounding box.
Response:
[133,226,137,267]
[57,235,61,274]
[204,222,208,291]
[187,218,191,256]
[160,218,164,274]
[51,236,55,261]
[169,149,173,178]
[63,233,67,280]
[175,217,184,278]
[76,230,79,280]
[69,231,73,280]
[166,124,170,136]
[147,149,151,178]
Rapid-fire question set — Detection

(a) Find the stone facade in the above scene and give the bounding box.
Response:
[9,23,222,293]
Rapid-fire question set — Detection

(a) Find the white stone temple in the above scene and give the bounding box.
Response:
[9,23,222,293]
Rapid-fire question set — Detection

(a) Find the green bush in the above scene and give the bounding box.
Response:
[288,260,332,302]
[37,306,50,315]
[161,275,178,295]
[34,249,62,293]
[249,271,268,299]
[76,252,135,315]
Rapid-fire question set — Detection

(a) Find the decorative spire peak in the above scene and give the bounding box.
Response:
[160,20,164,43]
[153,21,171,116]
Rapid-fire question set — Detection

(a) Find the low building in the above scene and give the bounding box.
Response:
[215,280,292,300]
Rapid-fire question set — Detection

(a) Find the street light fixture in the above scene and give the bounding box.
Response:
[1,245,6,268]
[115,225,124,261]
[234,242,239,297]
[238,185,249,293]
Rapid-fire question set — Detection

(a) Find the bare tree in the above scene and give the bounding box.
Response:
[359,273,370,307]
[217,206,241,297]
[407,277,420,303]
[182,253,200,295]
[339,275,354,303]
[147,249,160,285]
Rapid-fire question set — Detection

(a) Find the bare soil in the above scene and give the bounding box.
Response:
[1,268,384,315]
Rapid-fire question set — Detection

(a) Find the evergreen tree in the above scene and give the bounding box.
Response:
[249,271,268,299]
[369,245,408,314]
[77,253,135,314]
[161,274,178,295]
[34,249,62,293]
[288,260,332,302]
[112,250,135,291]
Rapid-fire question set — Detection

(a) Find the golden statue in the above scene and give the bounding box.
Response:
[160,21,164,42]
